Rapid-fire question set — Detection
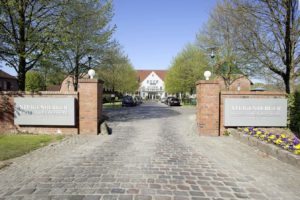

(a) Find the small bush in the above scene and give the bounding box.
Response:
[288,92,300,138]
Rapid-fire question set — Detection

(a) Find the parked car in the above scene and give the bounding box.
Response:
[165,96,174,105]
[134,96,143,105]
[122,95,136,107]
[160,97,167,103]
[168,97,180,106]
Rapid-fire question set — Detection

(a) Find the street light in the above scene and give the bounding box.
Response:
[88,56,92,69]
[210,49,216,77]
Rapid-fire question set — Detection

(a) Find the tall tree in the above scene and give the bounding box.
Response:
[224,0,300,94]
[165,44,208,94]
[196,2,255,90]
[53,0,114,91]
[0,0,63,90]
[97,44,138,93]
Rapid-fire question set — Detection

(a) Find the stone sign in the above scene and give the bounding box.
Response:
[224,98,287,127]
[14,97,75,126]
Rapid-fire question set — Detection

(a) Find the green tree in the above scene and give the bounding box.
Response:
[165,44,208,94]
[25,71,45,92]
[37,58,66,88]
[0,0,63,91]
[97,45,138,93]
[52,0,115,91]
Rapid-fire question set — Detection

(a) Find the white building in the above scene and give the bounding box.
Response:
[137,70,167,99]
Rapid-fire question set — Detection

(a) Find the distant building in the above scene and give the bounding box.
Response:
[0,70,18,91]
[217,75,253,91]
[137,70,167,99]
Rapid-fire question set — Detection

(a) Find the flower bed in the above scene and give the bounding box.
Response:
[239,127,300,155]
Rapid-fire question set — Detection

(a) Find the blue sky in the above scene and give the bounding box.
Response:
[113,0,217,70]
[1,0,217,75]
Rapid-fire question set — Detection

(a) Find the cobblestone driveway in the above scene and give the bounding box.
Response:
[1,102,300,200]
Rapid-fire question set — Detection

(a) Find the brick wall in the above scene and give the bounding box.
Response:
[196,80,286,136]
[0,91,78,134]
[78,79,103,135]
[196,81,220,136]
[0,79,104,135]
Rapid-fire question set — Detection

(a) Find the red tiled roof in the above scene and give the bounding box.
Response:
[0,70,17,79]
[137,70,167,82]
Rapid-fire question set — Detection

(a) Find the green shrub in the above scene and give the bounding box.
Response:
[288,91,300,137]
[25,71,45,92]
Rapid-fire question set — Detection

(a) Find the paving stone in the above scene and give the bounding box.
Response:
[111,188,125,194]
[102,195,119,200]
[82,195,102,200]
[134,195,152,200]
[118,195,133,200]
[14,188,36,195]
[126,189,139,194]
[153,196,171,200]
[219,192,234,198]
[189,191,205,197]
[234,193,249,198]
[0,103,300,200]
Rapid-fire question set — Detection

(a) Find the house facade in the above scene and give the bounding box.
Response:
[137,70,167,99]
[0,70,18,91]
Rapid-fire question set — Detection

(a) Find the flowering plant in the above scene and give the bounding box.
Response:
[239,127,300,155]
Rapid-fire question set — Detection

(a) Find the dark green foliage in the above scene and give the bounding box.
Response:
[288,91,300,137]
[25,71,45,92]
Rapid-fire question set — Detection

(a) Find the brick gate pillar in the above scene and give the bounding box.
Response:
[196,80,220,136]
[78,79,103,135]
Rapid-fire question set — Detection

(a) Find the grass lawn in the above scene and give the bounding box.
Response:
[0,134,64,161]
[103,101,122,109]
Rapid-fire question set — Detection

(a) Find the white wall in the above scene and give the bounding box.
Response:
[139,72,166,99]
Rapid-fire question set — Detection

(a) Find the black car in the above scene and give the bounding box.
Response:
[168,97,180,106]
[165,96,173,105]
[122,95,136,107]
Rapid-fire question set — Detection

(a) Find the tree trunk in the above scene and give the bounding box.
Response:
[283,0,292,94]
[74,59,79,91]
[17,60,26,91]
[283,75,290,94]
[17,1,27,91]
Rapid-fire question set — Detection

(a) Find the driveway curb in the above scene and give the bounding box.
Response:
[229,128,300,169]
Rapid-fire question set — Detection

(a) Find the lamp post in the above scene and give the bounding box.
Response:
[88,56,92,69]
[210,49,216,78]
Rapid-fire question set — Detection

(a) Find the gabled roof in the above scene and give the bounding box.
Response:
[0,70,17,80]
[137,70,167,82]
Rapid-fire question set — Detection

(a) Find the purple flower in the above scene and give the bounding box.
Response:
[289,145,296,151]
[276,134,280,139]
[293,138,300,145]
[268,132,274,136]
[282,138,289,143]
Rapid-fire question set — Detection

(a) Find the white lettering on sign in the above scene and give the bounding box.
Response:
[224,98,287,127]
[14,97,75,126]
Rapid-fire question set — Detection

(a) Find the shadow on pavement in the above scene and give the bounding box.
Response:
[103,102,181,122]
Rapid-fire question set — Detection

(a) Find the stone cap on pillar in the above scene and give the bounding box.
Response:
[196,80,219,85]
[78,79,104,84]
